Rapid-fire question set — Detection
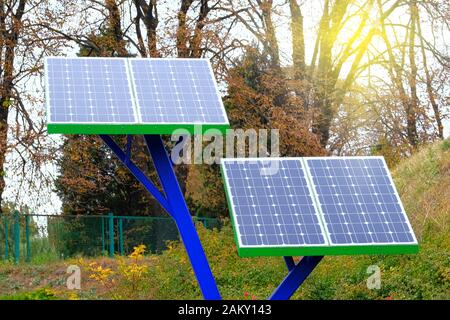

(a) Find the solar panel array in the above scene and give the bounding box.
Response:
[45,57,229,133]
[221,157,418,256]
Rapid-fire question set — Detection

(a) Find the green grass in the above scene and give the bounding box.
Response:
[142,220,448,300]
[0,288,57,300]
[0,138,449,300]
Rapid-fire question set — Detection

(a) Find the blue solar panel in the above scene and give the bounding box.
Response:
[46,57,136,123]
[129,59,228,124]
[221,159,327,247]
[305,157,417,245]
[221,156,418,256]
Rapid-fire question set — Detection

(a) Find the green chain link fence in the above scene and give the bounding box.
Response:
[0,211,220,263]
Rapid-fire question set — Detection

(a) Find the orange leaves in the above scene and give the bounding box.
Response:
[225,50,326,157]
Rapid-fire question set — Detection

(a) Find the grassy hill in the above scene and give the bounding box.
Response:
[1,139,449,300]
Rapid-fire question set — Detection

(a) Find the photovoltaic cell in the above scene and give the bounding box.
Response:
[129,59,228,124]
[306,157,416,245]
[46,57,136,123]
[221,159,327,247]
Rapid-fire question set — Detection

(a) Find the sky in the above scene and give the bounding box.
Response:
[3,0,449,217]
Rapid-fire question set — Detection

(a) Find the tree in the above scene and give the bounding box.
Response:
[222,0,448,150]
[51,1,230,217]
[55,135,162,216]
[186,47,325,216]
[54,4,161,216]
[0,0,74,213]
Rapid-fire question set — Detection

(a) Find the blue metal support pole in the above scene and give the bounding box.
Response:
[100,134,221,300]
[269,256,323,300]
[283,256,295,271]
[144,134,221,300]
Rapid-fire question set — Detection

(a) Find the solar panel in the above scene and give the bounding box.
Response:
[220,156,418,257]
[129,59,228,125]
[46,57,137,124]
[45,57,230,134]
[305,157,417,246]
[221,159,327,251]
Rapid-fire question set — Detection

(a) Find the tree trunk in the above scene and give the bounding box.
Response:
[416,2,443,139]
[105,0,128,56]
[177,0,194,58]
[289,0,305,79]
[144,1,159,57]
[407,1,419,147]
[190,0,209,58]
[377,0,415,148]
[0,0,26,213]
[0,99,9,213]
[261,0,280,68]
[312,0,333,147]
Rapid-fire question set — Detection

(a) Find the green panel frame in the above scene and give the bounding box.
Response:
[47,123,230,135]
[237,244,419,257]
[220,163,419,258]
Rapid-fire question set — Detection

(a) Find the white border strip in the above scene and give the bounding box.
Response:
[125,59,140,123]
[301,158,331,245]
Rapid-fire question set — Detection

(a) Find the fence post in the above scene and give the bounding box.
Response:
[13,211,20,264]
[101,216,105,256]
[118,218,124,255]
[25,214,31,262]
[4,217,8,260]
[198,217,207,228]
[108,213,114,257]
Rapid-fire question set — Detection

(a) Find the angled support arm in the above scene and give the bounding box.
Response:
[269,256,323,300]
[99,134,171,213]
